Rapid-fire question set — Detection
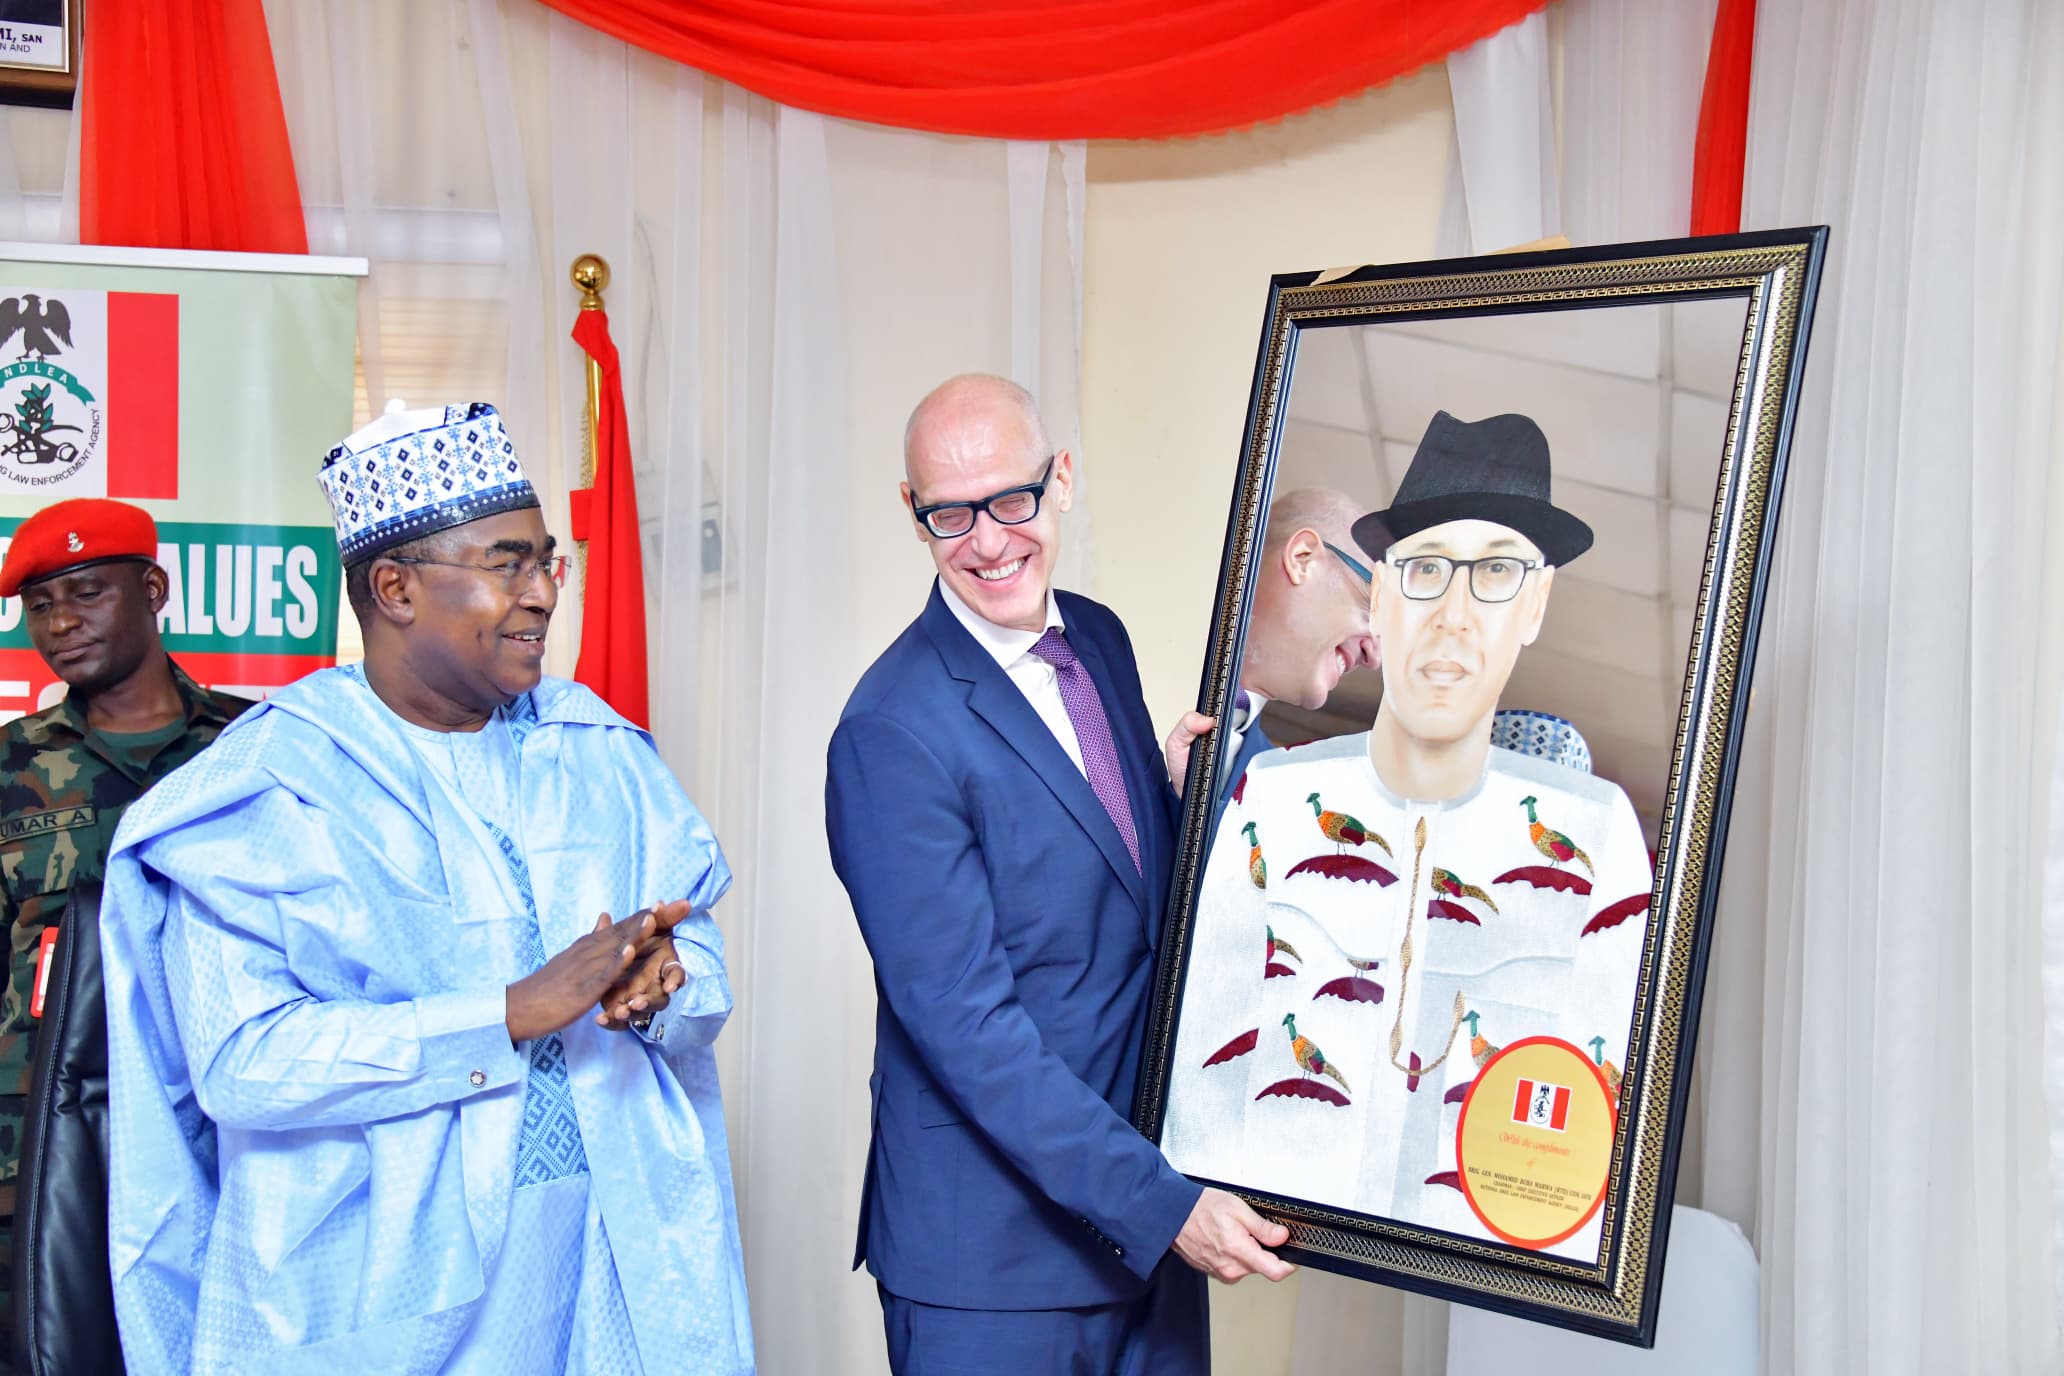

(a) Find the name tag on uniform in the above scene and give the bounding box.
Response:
[0,806,97,844]
[29,924,58,1019]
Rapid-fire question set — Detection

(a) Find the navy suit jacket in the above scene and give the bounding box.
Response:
[1204,711,1274,843]
[826,585,1203,1311]
[1218,715,1274,807]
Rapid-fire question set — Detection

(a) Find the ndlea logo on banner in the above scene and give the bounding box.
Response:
[0,289,177,499]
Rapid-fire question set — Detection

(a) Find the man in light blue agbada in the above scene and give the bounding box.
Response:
[100,403,754,1374]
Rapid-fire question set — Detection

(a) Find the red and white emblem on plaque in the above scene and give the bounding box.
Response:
[1512,1077,1572,1132]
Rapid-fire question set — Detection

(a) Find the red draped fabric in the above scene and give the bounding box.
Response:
[535,0,1550,140]
[1689,0,1757,235]
[568,309,652,729]
[81,0,306,253]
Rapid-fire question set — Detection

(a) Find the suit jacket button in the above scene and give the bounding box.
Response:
[469,1070,487,1087]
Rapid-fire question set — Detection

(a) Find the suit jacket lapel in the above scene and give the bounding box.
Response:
[923,590,1150,915]
[1206,719,1262,846]
[1227,720,1272,799]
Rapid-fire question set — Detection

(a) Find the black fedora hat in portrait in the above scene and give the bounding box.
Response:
[1350,410,1594,567]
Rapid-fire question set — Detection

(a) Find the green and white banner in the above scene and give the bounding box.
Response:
[0,243,362,721]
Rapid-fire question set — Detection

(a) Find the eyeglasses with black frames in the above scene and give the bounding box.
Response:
[908,457,1056,539]
[1323,540,1374,586]
[388,552,570,590]
[1388,552,1542,603]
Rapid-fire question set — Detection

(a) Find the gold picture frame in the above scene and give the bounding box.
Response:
[1135,229,1828,1345]
[0,0,77,110]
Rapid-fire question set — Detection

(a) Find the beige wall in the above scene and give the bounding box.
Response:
[1079,72,1455,1374]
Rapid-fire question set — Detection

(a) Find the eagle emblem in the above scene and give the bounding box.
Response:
[0,295,73,361]
[0,291,105,488]
[66,531,83,552]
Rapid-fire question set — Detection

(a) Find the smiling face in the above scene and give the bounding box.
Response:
[368,507,559,717]
[901,377,1072,633]
[22,559,167,694]
[1370,518,1552,748]
[1245,522,1378,710]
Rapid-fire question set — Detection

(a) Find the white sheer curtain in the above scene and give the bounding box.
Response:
[1711,1,2063,1369]
[1437,9,1557,257]
[1556,0,1719,247]
[1440,1,1717,259]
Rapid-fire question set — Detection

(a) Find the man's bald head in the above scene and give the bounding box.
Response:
[1240,487,1378,710]
[898,373,1073,634]
[903,374,1053,482]
[1264,488,1366,555]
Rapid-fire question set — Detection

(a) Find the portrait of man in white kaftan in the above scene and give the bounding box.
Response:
[1160,295,1753,1264]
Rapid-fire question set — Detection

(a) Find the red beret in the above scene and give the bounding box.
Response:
[0,498,160,598]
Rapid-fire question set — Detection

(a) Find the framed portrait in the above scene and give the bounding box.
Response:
[1135,229,1828,1345]
[0,0,77,109]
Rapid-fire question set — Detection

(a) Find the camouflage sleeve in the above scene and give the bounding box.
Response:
[0,873,23,1197]
[0,872,23,1047]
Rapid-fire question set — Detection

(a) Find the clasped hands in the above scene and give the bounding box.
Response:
[506,899,693,1042]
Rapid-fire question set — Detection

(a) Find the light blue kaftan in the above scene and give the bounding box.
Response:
[101,667,754,1375]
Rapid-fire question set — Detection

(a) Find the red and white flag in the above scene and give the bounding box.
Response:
[568,307,649,729]
[1512,1077,1572,1132]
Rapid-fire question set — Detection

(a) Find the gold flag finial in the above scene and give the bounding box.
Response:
[571,254,610,310]
[570,255,611,502]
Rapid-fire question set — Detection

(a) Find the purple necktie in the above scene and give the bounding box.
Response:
[1031,627,1141,873]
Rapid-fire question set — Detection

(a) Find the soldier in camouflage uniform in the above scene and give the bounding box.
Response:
[0,497,249,1319]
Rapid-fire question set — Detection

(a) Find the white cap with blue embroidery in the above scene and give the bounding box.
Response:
[319,401,539,564]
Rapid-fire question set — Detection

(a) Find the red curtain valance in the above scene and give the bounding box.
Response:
[536,0,1549,141]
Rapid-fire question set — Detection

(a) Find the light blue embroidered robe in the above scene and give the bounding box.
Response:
[101,667,754,1375]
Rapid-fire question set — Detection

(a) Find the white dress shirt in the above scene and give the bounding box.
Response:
[938,579,1087,777]
[1225,686,1269,765]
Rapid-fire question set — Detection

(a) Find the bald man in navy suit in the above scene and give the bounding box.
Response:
[1212,488,1378,820]
[827,375,1292,1374]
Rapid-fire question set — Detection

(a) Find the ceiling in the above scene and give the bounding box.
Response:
[1254,295,1751,839]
